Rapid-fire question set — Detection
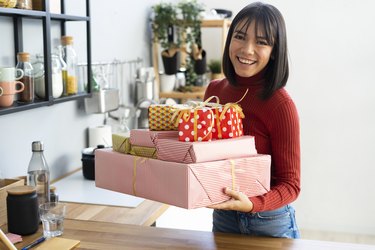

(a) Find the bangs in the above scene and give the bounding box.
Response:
[236,13,276,46]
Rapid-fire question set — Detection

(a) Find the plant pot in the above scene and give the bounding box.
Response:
[193,50,207,75]
[162,52,178,75]
[159,74,176,92]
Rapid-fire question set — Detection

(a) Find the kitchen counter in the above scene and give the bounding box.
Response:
[3,219,375,250]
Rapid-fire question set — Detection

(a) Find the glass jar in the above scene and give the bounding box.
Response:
[61,36,79,95]
[16,52,34,103]
[33,54,63,99]
[32,54,45,99]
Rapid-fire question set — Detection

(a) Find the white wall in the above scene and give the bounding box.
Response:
[201,0,375,235]
[1,0,374,237]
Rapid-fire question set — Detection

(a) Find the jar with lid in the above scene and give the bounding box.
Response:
[33,54,64,99]
[7,186,39,235]
[61,36,79,95]
[27,141,50,206]
[16,52,34,103]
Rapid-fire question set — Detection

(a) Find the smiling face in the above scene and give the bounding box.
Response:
[229,20,274,78]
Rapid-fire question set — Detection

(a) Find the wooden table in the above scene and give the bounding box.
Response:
[4,219,375,250]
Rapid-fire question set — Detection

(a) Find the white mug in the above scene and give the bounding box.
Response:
[0,67,24,81]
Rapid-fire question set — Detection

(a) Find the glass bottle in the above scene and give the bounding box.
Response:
[57,45,68,96]
[61,36,79,95]
[51,54,63,98]
[27,141,50,205]
[16,52,34,103]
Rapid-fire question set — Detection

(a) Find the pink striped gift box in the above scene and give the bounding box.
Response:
[155,136,257,164]
[95,148,270,209]
[129,129,179,147]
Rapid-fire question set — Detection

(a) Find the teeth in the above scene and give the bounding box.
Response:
[238,57,254,65]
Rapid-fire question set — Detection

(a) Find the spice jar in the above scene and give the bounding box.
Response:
[16,52,34,103]
[7,186,39,235]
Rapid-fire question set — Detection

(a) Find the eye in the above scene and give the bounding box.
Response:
[257,39,269,46]
[233,31,246,41]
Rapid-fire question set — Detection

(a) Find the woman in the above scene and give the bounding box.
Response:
[205,2,300,238]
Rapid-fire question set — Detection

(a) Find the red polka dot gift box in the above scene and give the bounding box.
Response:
[211,103,244,139]
[176,107,215,142]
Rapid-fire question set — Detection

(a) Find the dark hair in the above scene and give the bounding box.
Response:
[222,2,289,99]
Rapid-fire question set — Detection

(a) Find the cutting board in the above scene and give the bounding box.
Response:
[35,237,80,250]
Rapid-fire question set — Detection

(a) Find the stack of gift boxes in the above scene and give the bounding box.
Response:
[95,101,271,209]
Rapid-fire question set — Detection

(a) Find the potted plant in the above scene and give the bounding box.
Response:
[178,0,206,76]
[208,59,224,80]
[151,3,179,75]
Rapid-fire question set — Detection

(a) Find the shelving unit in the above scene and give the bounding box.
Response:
[0,0,91,115]
[153,19,231,102]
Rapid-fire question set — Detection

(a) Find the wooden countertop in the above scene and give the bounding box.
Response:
[4,219,375,250]
[64,200,168,226]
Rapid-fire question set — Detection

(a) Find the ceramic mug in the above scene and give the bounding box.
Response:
[0,67,24,81]
[0,81,25,107]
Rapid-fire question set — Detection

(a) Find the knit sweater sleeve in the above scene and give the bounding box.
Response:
[249,98,301,212]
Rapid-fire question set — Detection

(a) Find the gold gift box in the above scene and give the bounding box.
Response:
[112,134,157,159]
[148,104,184,131]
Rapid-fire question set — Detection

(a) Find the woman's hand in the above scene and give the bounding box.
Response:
[207,187,254,212]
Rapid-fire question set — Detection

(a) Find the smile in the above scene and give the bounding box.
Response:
[237,56,256,65]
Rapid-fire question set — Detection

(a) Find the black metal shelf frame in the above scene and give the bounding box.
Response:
[0,0,91,116]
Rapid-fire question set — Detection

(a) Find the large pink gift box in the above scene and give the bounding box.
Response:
[155,136,257,164]
[95,149,271,209]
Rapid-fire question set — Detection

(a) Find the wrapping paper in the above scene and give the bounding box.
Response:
[112,134,132,154]
[148,104,186,131]
[155,136,257,164]
[212,104,244,139]
[130,129,179,147]
[112,133,157,158]
[95,149,271,209]
[177,107,215,142]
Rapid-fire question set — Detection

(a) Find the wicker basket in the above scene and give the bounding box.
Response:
[0,0,17,8]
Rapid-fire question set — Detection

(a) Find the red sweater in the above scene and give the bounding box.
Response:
[204,74,300,212]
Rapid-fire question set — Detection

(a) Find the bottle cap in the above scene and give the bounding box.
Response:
[61,36,74,45]
[32,141,44,152]
[17,52,30,62]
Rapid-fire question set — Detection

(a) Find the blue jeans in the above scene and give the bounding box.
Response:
[212,205,300,238]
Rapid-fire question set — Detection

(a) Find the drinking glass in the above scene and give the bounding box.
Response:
[39,202,66,238]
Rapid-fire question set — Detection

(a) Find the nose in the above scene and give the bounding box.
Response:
[242,40,255,55]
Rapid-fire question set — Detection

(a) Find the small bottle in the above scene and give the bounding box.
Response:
[50,185,59,202]
[61,36,79,95]
[27,141,50,205]
[16,52,34,103]
[57,45,68,96]
[7,186,39,235]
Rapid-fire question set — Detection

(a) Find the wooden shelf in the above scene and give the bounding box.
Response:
[160,87,206,103]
